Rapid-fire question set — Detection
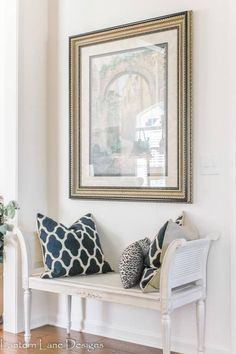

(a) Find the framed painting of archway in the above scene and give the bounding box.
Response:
[69,11,192,202]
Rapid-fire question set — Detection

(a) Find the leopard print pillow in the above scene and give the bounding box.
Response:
[119,238,151,289]
[37,213,112,279]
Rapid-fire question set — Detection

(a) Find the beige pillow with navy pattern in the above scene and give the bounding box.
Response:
[160,219,198,263]
[140,216,199,293]
[175,211,199,240]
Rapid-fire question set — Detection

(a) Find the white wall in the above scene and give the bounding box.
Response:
[7,0,234,353]
[0,0,18,201]
[15,0,49,332]
[18,0,48,230]
[44,1,234,353]
[228,0,236,352]
[1,0,26,334]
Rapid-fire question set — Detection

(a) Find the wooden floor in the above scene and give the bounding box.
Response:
[0,325,179,354]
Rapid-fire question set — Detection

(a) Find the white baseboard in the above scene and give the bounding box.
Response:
[48,314,230,354]
[11,315,49,334]
[31,315,49,331]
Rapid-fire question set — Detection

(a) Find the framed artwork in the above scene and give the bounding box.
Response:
[69,11,192,202]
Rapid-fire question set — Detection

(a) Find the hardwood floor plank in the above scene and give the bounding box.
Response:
[0,325,179,354]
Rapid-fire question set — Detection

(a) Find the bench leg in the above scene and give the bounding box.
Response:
[66,295,72,335]
[161,312,171,354]
[24,288,32,345]
[80,298,86,332]
[196,299,206,353]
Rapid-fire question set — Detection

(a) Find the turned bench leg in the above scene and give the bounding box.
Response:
[24,288,32,345]
[162,312,171,354]
[66,295,72,335]
[196,299,206,354]
[80,298,86,332]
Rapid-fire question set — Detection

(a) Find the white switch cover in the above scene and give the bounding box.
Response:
[200,155,220,175]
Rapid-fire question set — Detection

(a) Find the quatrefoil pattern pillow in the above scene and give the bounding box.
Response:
[37,213,112,279]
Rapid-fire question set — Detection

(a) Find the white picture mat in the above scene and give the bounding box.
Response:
[80,28,178,188]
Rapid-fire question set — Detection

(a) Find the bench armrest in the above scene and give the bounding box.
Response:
[13,226,32,289]
[160,236,215,312]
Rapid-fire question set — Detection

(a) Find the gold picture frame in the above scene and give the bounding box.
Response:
[69,11,192,202]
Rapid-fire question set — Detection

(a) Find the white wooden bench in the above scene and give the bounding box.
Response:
[15,226,218,354]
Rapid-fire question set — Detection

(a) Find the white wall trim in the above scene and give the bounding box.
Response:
[48,314,229,354]
[3,234,21,333]
[229,1,236,353]
[2,0,20,334]
[30,315,49,331]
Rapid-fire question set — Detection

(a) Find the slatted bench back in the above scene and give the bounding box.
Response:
[159,238,211,301]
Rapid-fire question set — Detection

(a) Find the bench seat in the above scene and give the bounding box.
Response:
[29,271,203,311]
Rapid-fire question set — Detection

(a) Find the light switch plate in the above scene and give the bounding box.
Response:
[200,155,220,175]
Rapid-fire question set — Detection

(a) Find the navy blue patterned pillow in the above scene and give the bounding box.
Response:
[37,213,112,279]
[144,221,168,269]
[140,214,199,292]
